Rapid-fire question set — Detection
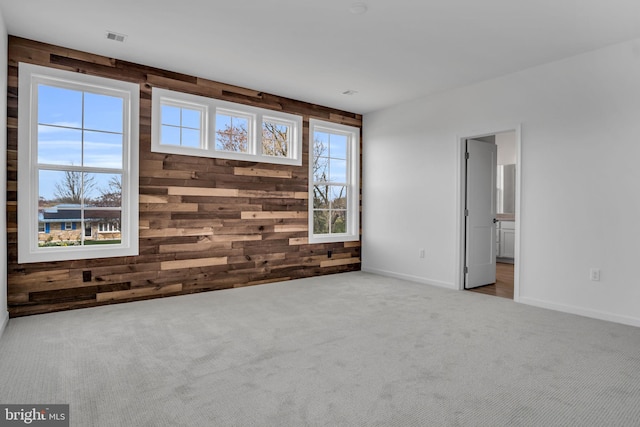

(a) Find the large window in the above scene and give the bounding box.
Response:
[18,63,139,263]
[151,88,302,166]
[309,119,360,243]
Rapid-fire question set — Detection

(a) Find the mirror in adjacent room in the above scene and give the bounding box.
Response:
[497,164,516,214]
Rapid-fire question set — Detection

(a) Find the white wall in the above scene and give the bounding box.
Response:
[363,37,640,327]
[0,8,8,337]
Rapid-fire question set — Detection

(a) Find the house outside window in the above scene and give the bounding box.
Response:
[18,63,139,263]
[308,119,360,243]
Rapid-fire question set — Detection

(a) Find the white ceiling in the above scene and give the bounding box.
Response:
[2,0,640,114]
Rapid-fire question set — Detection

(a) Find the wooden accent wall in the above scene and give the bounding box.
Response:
[6,37,362,317]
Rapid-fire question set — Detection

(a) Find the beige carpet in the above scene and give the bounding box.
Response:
[1,271,639,426]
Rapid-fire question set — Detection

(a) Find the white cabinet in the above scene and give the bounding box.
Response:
[497,220,515,259]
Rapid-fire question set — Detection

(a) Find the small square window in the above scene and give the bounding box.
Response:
[215,111,251,153]
[262,119,291,158]
[158,102,205,149]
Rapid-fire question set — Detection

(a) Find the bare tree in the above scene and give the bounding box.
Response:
[216,123,248,152]
[262,122,288,157]
[53,170,96,204]
[97,175,122,207]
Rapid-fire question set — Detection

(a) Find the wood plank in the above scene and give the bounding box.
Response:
[289,237,308,245]
[140,228,214,238]
[160,257,228,270]
[139,194,168,203]
[97,283,183,302]
[275,224,308,233]
[241,211,307,220]
[167,187,239,197]
[320,257,361,268]
[158,241,232,254]
[139,203,198,212]
[210,235,262,243]
[238,189,300,199]
[233,167,293,178]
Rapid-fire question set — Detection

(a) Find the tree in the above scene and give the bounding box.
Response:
[216,123,248,152]
[262,122,288,157]
[53,170,96,204]
[97,175,122,207]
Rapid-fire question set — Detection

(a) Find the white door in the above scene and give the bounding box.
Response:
[465,139,497,288]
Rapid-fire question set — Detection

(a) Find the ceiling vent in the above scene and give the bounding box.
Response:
[106,31,127,42]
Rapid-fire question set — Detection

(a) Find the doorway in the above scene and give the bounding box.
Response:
[457,127,520,301]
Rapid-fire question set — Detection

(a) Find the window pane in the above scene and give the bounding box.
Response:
[331,210,347,234]
[181,108,201,129]
[329,186,347,209]
[38,126,82,166]
[161,105,181,126]
[83,131,123,168]
[40,169,83,204]
[262,122,288,157]
[329,159,347,183]
[313,157,329,182]
[84,92,123,133]
[313,132,329,158]
[215,113,248,153]
[329,134,348,160]
[37,84,82,128]
[161,125,180,146]
[313,210,329,235]
[313,185,329,209]
[181,128,201,148]
[90,173,122,208]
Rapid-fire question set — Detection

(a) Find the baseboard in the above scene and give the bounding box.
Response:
[519,297,640,328]
[0,310,8,341]
[362,267,455,290]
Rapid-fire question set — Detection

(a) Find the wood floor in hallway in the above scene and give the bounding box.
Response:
[466,262,514,299]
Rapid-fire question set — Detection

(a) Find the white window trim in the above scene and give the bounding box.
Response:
[18,63,139,263]
[308,119,360,244]
[157,97,208,153]
[151,87,302,166]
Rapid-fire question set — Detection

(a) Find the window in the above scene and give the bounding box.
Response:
[98,222,120,232]
[38,223,45,233]
[215,110,251,153]
[152,88,302,166]
[18,63,139,263]
[308,119,360,243]
[262,118,292,158]
[159,100,205,149]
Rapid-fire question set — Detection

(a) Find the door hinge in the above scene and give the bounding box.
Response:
[465,152,470,160]
[464,209,469,216]
[464,266,468,274]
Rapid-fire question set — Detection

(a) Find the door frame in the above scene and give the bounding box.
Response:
[455,125,522,301]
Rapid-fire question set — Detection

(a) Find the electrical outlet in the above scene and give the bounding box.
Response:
[589,268,600,281]
[419,248,425,258]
